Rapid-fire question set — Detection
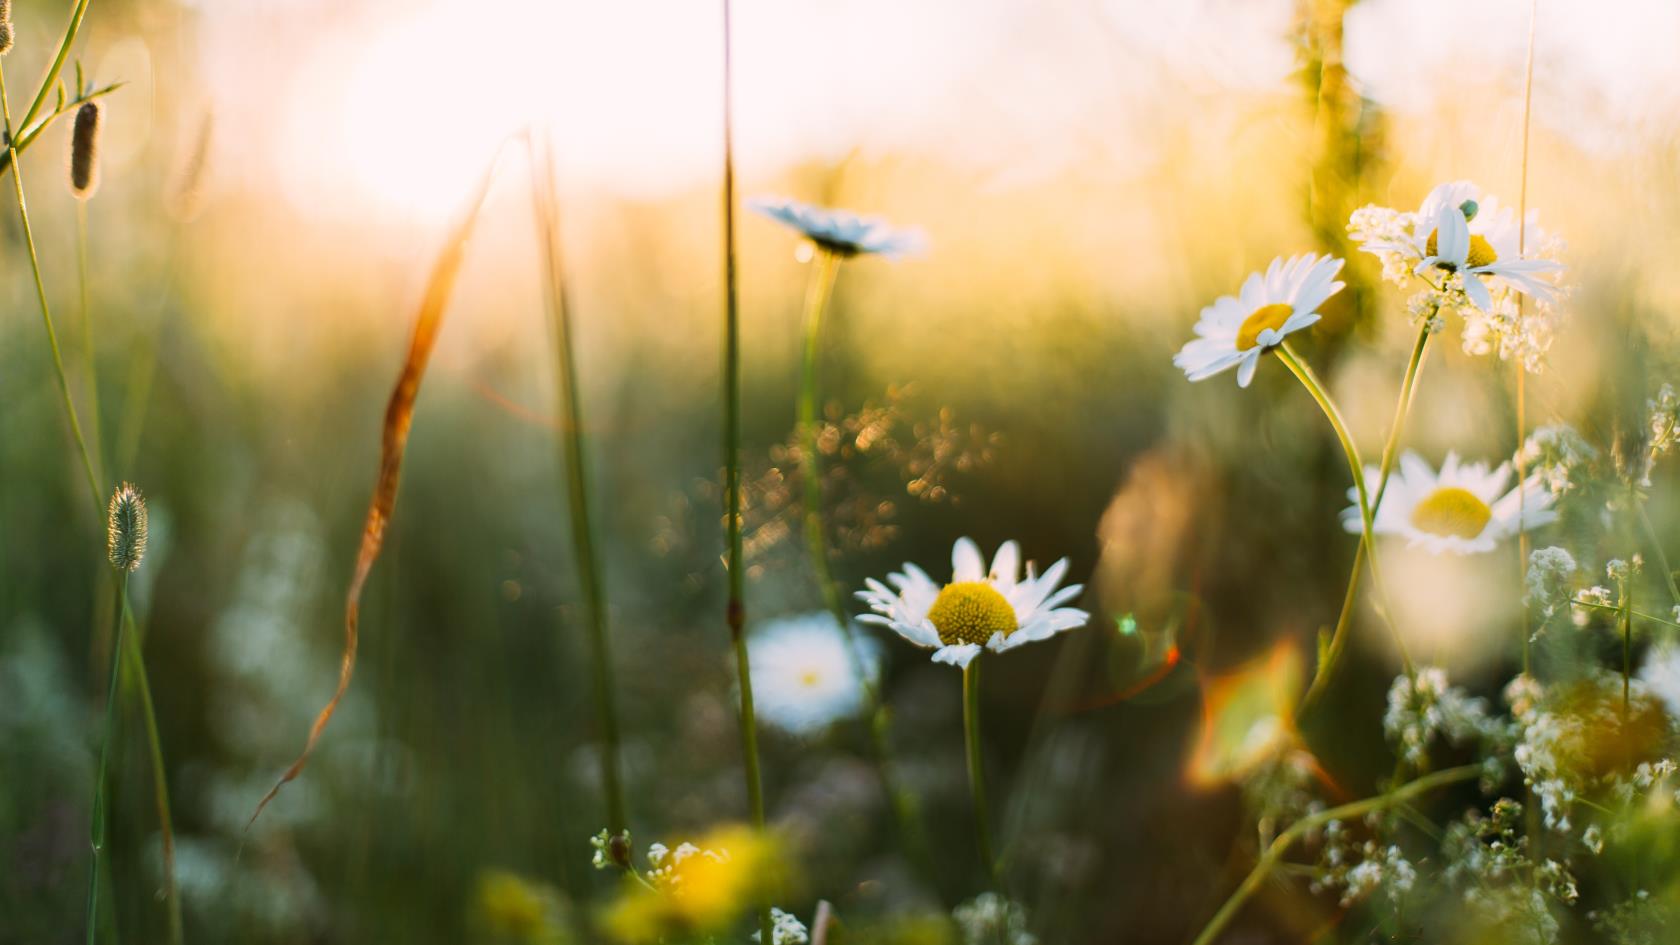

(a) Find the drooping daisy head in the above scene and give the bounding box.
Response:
[1342,451,1558,555]
[856,538,1087,669]
[1173,254,1344,388]
[748,196,927,260]
[748,613,879,737]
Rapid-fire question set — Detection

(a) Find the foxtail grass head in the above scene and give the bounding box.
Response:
[69,101,102,198]
[0,1,13,56]
[106,482,148,572]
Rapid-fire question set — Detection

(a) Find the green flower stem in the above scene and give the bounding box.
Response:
[85,574,127,945]
[963,658,999,885]
[1187,764,1479,945]
[526,134,627,844]
[1300,323,1432,713]
[16,0,93,132]
[719,5,771,943]
[795,249,934,881]
[1275,341,1414,676]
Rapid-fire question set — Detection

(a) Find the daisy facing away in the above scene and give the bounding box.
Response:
[1341,451,1557,555]
[747,613,880,737]
[748,196,927,260]
[856,538,1088,669]
[1173,253,1345,389]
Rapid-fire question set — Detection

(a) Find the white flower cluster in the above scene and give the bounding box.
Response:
[1645,383,1680,484]
[1382,668,1500,767]
[1518,424,1598,497]
[1440,798,1576,944]
[1312,819,1416,908]
[645,840,729,887]
[1349,182,1567,373]
[751,908,810,945]
[590,828,629,870]
[1525,546,1578,626]
[953,892,1037,945]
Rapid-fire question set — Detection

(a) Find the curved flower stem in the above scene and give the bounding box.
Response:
[84,574,126,945]
[719,5,771,943]
[1300,324,1432,713]
[526,132,627,845]
[1573,599,1680,632]
[963,659,999,885]
[1275,342,1414,677]
[1188,765,1479,945]
[795,250,935,882]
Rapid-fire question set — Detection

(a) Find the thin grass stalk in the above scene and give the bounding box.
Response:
[962,659,999,885]
[795,249,935,878]
[525,132,628,845]
[1275,342,1414,675]
[17,0,91,131]
[84,573,127,945]
[1301,323,1432,713]
[249,150,504,829]
[1515,0,1538,673]
[1187,764,1479,945]
[117,597,181,942]
[719,4,772,942]
[75,200,104,483]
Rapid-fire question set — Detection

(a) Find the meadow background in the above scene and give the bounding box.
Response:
[4,0,1680,942]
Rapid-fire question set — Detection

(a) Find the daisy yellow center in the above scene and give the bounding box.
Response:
[927,581,1018,647]
[798,669,821,688]
[1409,486,1493,540]
[1424,229,1499,270]
[1235,303,1295,352]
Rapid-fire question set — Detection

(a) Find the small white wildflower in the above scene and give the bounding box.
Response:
[1518,424,1598,496]
[749,196,926,259]
[1343,452,1556,555]
[1525,546,1577,624]
[1581,824,1604,855]
[749,613,880,736]
[1639,644,1680,721]
[953,892,1036,945]
[590,828,628,870]
[751,908,810,945]
[1172,254,1344,388]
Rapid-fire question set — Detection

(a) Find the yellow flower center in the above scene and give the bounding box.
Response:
[927,581,1018,646]
[797,669,821,688]
[1235,303,1295,352]
[1425,229,1499,270]
[1409,486,1493,540]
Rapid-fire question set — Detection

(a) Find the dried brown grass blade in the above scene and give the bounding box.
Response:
[247,152,504,830]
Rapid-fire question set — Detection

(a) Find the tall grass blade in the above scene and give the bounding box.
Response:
[248,149,504,829]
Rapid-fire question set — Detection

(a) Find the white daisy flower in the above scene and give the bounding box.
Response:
[748,613,879,736]
[1172,254,1345,389]
[856,537,1087,669]
[1341,451,1558,555]
[1358,181,1563,311]
[748,196,926,259]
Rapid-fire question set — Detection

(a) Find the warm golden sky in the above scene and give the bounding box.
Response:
[161,0,1680,222]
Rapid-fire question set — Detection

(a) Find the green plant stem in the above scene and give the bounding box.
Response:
[0,60,100,515]
[1301,323,1432,713]
[119,595,182,945]
[963,659,999,885]
[719,4,771,942]
[1637,504,1680,611]
[1572,599,1680,632]
[1275,341,1413,676]
[85,574,127,945]
[526,133,627,845]
[1187,765,1479,945]
[75,199,105,485]
[794,250,935,881]
[17,0,94,132]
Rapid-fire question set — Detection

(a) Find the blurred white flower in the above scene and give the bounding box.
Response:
[749,613,878,736]
[751,908,810,945]
[748,196,926,259]
[1173,253,1344,388]
[1638,642,1680,721]
[1343,451,1556,555]
[953,892,1036,945]
[856,537,1087,669]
